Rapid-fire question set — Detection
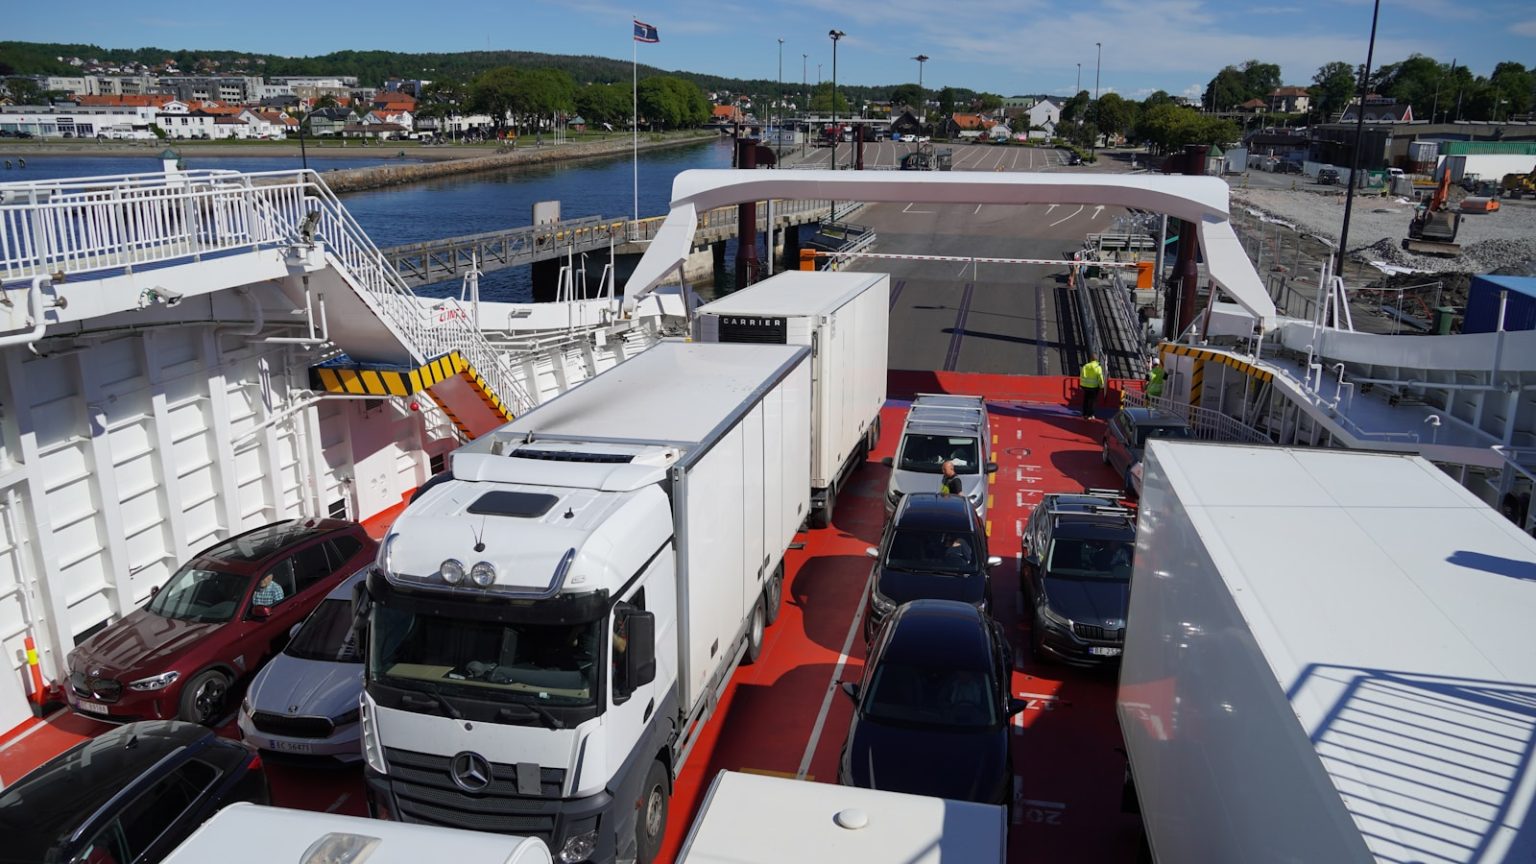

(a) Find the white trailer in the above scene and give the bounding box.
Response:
[363,341,812,864]
[1121,442,1536,864]
[693,270,889,527]
[162,803,552,863]
[677,771,1006,863]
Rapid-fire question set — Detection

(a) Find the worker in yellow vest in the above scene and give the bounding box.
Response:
[1079,355,1105,419]
[1147,357,1166,400]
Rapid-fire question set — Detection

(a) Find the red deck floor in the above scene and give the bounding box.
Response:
[0,374,1145,861]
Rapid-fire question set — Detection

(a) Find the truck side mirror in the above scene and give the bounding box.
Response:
[880,456,893,467]
[624,610,657,691]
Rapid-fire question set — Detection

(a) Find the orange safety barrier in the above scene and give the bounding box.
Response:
[24,636,44,705]
[799,249,817,271]
[1136,261,1154,290]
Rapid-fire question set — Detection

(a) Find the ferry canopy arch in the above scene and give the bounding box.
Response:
[622,169,1276,328]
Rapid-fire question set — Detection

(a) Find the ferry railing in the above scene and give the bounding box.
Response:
[1120,390,1270,445]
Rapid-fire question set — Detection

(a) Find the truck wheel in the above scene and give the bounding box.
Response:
[809,482,835,529]
[744,597,766,665]
[636,760,669,864]
[179,668,231,725]
[764,562,785,626]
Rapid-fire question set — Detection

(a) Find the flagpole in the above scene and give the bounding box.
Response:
[632,28,639,224]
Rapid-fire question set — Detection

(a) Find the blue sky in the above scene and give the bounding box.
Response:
[14,0,1536,100]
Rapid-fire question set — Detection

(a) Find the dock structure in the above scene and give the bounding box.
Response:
[381,198,842,287]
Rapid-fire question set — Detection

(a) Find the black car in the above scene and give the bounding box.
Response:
[839,600,1022,804]
[1102,407,1191,496]
[1020,492,1136,666]
[863,493,1001,641]
[0,721,268,864]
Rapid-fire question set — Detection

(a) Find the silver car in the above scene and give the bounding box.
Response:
[882,394,995,523]
[237,568,367,759]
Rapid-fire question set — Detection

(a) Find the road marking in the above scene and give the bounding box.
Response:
[973,203,983,215]
[986,521,992,537]
[988,495,995,509]
[1015,467,1022,482]
[326,792,352,813]
[1049,204,1084,227]
[1011,148,1022,171]
[1015,429,1022,441]
[1016,491,1024,507]
[901,202,934,214]
[1092,205,1105,219]
[1045,203,1058,215]
[942,282,975,371]
[797,598,865,780]
[992,434,998,444]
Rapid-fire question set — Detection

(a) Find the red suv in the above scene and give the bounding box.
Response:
[66,519,377,725]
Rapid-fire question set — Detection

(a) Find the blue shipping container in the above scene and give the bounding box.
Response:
[1464,275,1536,334]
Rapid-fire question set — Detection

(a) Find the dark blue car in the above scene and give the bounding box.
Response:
[862,493,1001,641]
[838,600,1022,805]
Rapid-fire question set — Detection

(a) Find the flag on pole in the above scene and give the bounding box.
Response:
[633,19,659,43]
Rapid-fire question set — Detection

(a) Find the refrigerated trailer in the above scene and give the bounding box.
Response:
[693,270,889,527]
[362,341,812,864]
[1121,442,1536,863]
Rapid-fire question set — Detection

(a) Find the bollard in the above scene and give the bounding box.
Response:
[24,636,44,706]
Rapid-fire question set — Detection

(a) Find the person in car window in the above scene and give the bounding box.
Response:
[252,572,285,607]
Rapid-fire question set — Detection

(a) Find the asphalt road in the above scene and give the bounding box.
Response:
[780,140,1132,376]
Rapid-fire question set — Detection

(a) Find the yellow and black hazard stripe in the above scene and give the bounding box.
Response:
[311,351,515,432]
[1158,343,1274,409]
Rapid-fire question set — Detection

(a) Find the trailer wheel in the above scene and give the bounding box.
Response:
[764,561,785,626]
[809,481,835,529]
[744,596,766,665]
[636,760,669,864]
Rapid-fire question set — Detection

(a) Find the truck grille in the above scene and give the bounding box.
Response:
[251,711,335,738]
[70,671,122,703]
[1072,623,1125,642]
[383,747,566,840]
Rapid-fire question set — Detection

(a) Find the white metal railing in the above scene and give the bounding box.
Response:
[1121,390,1271,444]
[0,168,537,416]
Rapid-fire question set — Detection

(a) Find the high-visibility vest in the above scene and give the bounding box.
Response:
[1080,361,1104,389]
[1148,366,1166,397]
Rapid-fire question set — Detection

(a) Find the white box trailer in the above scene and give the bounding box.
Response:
[677,770,1006,863]
[1121,442,1536,864]
[161,803,552,863]
[364,341,812,863]
[693,270,889,527]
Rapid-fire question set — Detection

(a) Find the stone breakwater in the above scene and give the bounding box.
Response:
[321,133,715,194]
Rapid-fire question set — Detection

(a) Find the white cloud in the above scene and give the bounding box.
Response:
[1513,19,1536,36]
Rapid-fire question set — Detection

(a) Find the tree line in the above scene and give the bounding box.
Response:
[1202,55,1534,123]
[414,66,710,132]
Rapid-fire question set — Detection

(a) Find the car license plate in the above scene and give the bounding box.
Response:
[1088,646,1122,657]
[270,740,312,754]
[76,699,109,715]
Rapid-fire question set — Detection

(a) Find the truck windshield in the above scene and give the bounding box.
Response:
[897,435,980,474]
[1046,538,1134,581]
[370,606,599,706]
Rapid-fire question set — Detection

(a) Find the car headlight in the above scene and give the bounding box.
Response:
[558,828,599,863]
[241,696,253,716]
[870,589,896,615]
[128,670,180,691]
[1039,605,1072,629]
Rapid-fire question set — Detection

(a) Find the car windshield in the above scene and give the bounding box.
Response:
[886,530,979,573]
[286,599,363,663]
[863,662,999,729]
[370,605,599,706]
[145,566,251,623]
[897,434,980,474]
[1135,424,1193,448]
[1046,538,1134,581]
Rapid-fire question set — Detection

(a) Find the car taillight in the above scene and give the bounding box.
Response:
[248,751,264,773]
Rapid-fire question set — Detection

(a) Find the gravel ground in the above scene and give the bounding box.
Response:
[1229,185,1536,274]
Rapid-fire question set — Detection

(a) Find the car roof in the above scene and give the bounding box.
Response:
[894,494,977,531]
[0,721,214,859]
[195,518,357,573]
[1038,493,1135,537]
[1119,407,1188,426]
[902,421,981,438]
[879,600,994,672]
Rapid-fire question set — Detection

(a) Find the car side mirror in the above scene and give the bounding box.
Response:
[840,681,859,701]
[865,547,879,559]
[985,462,998,474]
[1008,698,1028,717]
[289,623,302,640]
[248,605,271,621]
[880,456,893,467]
[986,556,1002,569]
[625,609,657,690]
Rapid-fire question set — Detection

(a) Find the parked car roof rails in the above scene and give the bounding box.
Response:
[1081,487,1127,499]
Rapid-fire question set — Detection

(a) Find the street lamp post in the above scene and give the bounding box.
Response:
[1094,42,1102,100]
[913,54,928,122]
[777,38,784,161]
[830,29,845,172]
[803,54,809,158]
[1076,63,1081,95]
[1334,0,1382,291]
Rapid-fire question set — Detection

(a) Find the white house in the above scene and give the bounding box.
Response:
[156,103,217,139]
[1025,98,1062,140]
[0,105,158,139]
[210,116,252,140]
[238,109,297,139]
[367,108,414,131]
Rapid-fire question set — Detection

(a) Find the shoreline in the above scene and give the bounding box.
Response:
[1,131,721,192]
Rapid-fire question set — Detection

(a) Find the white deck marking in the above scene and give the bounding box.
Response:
[1017,491,1024,507]
[1050,204,1084,227]
[902,202,934,214]
[797,599,866,780]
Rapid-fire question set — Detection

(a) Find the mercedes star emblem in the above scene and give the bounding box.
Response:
[450,751,493,792]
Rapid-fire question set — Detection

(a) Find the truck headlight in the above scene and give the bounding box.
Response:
[470,561,496,587]
[361,697,387,775]
[440,558,465,585]
[559,828,599,863]
[128,670,180,691]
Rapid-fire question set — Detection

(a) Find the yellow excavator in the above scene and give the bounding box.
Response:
[1404,168,1462,257]
[1502,163,1536,200]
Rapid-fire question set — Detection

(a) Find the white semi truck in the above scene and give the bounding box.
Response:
[360,341,812,864]
[1121,441,1536,863]
[693,270,889,528]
